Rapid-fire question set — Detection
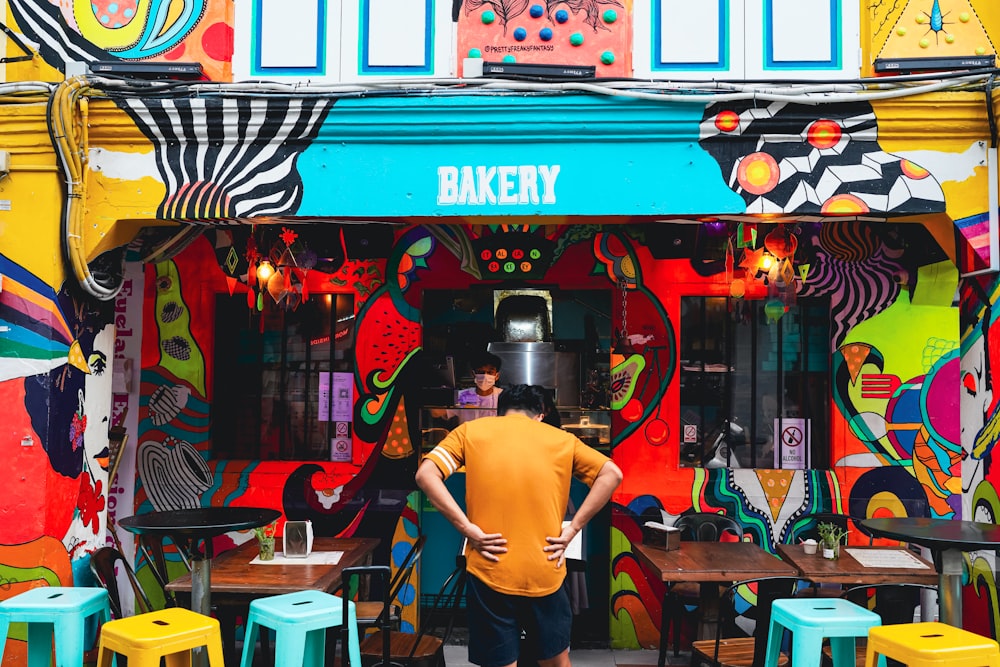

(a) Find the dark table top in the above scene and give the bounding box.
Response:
[633,541,797,582]
[119,507,281,542]
[861,517,1000,552]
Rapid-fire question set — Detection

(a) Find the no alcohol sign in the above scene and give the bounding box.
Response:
[774,418,810,469]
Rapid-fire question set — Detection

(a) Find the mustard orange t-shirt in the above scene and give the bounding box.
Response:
[424,413,611,597]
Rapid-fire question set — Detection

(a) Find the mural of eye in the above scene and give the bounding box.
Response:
[88,352,107,375]
[900,159,931,180]
[714,110,739,133]
[963,371,979,396]
[821,193,870,215]
[736,152,780,195]
[807,119,842,149]
[156,275,173,292]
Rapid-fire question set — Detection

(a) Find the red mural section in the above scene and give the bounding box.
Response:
[133,219,971,649]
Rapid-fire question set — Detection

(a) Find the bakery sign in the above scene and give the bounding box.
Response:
[437,164,560,206]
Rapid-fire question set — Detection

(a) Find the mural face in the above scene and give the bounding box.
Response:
[62,321,115,561]
[960,279,1000,636]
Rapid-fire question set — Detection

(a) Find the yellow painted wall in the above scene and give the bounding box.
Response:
[0,102,66,286]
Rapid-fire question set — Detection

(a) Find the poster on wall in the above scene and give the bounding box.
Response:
[331,421,352,462]
[318,372,354,422]
[456,0,632,77]
[774,418,810,469]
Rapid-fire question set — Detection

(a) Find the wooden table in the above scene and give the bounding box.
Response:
[633,541,798,667]
[167,536,380,664]
[776,544,937,586]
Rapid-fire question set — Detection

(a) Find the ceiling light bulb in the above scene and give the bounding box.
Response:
[257,260,275,282]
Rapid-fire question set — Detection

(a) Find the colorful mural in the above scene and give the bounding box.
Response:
[0,0,999,654]
[6,0,233,80]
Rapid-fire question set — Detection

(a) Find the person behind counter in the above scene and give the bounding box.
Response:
[416,384,623,667]
[431,351,504,424]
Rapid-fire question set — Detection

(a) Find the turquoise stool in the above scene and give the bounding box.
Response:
[240,590,361,667]
[765,597,882,667]
[0,586,111,667]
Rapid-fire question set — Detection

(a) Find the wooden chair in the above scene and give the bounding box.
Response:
[690,576,799,667]
[664,513,743,659]
[353,556,467,667]
[351,535,427,635]
[821,583,939,667]
[90,546,153,619]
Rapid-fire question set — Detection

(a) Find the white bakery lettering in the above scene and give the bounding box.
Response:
[437,165,560,205]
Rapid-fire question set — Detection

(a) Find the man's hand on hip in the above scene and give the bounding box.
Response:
[466,524,507,562]
[543,523,579,569]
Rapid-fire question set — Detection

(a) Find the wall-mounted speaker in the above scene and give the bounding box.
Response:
[645,224,698,259]
[343,225,394,259]
[645,223,729,262]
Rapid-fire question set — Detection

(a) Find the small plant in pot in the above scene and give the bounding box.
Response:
[816,522,849,559]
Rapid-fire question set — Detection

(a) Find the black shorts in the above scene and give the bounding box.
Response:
[466,574,572,667]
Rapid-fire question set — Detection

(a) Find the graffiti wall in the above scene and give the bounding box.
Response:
[0,4,997,656]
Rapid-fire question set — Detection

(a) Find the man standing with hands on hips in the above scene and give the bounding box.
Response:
[416,384,623,667]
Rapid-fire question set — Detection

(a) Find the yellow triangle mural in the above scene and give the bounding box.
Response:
[877,0,996,62]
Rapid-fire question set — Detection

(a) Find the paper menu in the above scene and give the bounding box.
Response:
[251,551,344,565]
[844,548,930,569]
[562,521,583,561]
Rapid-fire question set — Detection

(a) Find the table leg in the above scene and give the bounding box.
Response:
[657,591,670,667]
[190,558,212,667]
[938,548,963,627]
[191,558,212,616]
[697,583,721,641]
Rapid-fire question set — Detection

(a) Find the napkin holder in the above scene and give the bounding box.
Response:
[283,520,314,558]
[642,522,680,551]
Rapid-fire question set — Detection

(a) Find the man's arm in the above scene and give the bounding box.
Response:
[415,458,508,561]
[543,460,623,567]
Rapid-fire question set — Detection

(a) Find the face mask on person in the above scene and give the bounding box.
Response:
[474,374,496,391]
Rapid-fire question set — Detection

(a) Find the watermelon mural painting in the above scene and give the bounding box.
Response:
[352,229,434,445]
[592,231,675,446]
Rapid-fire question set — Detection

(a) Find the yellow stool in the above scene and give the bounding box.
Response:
[96,607,225,667]
[865,622,1000,667]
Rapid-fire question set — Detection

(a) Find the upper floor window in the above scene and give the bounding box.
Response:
[633,0,860,80]
[679,296,830,469]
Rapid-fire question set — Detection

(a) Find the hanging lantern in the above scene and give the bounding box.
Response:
[730,278,746,298]
[764,299,786,323]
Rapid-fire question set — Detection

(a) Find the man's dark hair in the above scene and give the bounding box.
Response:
[470,350,503,372]
[497,384,547,417]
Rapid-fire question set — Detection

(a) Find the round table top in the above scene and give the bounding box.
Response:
[119,507,281,538]
[861,517,1000,551]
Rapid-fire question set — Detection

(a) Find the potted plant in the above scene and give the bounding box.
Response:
[816,522,849,559]
[253,520,278,561]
